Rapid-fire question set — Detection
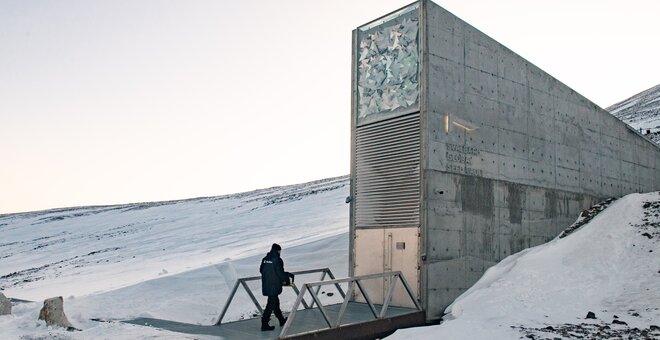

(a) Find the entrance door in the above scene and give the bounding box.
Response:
[354,227,420,308]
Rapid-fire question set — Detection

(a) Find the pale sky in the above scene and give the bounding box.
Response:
[1,0,659,214]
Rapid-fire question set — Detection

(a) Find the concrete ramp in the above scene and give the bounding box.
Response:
[124,302,424,339]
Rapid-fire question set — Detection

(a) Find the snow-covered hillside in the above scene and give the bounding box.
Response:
[0,176,349,300]
[390,192,660,339]
[607,84,660,144]
[0,176,350,339]
[2,177,659,339]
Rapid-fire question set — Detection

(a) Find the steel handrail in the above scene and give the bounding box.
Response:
[215,267,345,325]
[279,271,421,338]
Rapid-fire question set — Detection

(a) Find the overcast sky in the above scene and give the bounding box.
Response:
[1,0,659,214]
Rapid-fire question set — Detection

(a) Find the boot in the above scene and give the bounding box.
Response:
[278,316,287,327]
[261,317,275,331]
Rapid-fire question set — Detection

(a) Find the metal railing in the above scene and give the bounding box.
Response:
[215,267,344,325]
[280,271,421,338]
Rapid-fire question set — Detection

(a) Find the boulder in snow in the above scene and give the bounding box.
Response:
[586,311,596,319]
[38,296,73,328]
[0,292,11,315]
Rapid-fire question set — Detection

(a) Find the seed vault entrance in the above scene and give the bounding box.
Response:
[351,0,660,322]
[349,2,423,310]
[354,227,420,308]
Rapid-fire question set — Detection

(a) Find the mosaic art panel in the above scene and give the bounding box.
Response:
[358,15,419,122]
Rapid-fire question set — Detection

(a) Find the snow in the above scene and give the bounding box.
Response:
[608,84,660,124]
[0,176,350,339]
[2,177,659,339]
[607,83,660,144]
[389,192,660,339]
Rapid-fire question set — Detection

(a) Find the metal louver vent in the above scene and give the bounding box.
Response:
[355,112,421,228]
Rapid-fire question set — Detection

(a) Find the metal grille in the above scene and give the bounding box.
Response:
[355,112,421,228]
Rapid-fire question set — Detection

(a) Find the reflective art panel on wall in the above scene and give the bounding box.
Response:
[357,6,419,124]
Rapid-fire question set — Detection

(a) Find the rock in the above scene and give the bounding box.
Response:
[650,325,659,331]
[38,296,73,328]
[612,319,628,326]
[0,292,11,315]
[586,311,597,319]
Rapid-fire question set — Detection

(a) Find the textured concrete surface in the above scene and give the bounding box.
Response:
[350,0,660,323]
[420,0,660,319]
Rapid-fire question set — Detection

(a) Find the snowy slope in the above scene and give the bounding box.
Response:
[3,178,660,339]
[607,84,660,144]
[389,192,660,339]
[0,176,350,339]
[0,176,349,300]
[2,233,349,339]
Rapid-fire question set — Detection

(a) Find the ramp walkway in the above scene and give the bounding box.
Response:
[125,302,422,339]
[123,268,425,339]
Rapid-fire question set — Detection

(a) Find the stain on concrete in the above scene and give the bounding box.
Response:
[562,195,571,217]
[459,176,494,218]
[510,221,527,254]
[511,236,528,255]
[506,183,524,224]
[482,232,496,260]
[545,191,558,218]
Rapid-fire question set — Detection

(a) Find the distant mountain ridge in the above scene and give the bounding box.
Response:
[607,84,660,144]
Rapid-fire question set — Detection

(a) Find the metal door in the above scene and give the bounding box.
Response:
[354,227,420,308]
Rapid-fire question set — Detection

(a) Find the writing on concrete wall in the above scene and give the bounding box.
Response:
[445,143,484,177]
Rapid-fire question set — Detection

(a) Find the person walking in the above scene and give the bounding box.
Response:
[259,243,294,331]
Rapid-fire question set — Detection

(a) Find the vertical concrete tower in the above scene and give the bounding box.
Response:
[349,0,660,321]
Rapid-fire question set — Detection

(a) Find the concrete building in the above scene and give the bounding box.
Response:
[348,0,660,321]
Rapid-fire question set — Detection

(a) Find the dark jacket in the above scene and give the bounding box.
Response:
[260,250,293,296]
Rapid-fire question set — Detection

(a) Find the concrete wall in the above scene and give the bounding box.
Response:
[420,0,660,319]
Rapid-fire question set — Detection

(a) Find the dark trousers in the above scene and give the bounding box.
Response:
[262,295,284,323]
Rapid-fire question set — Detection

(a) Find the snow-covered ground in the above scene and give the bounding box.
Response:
[0,176,350,339]
[390,192,660,339]
[2,176,659,339]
